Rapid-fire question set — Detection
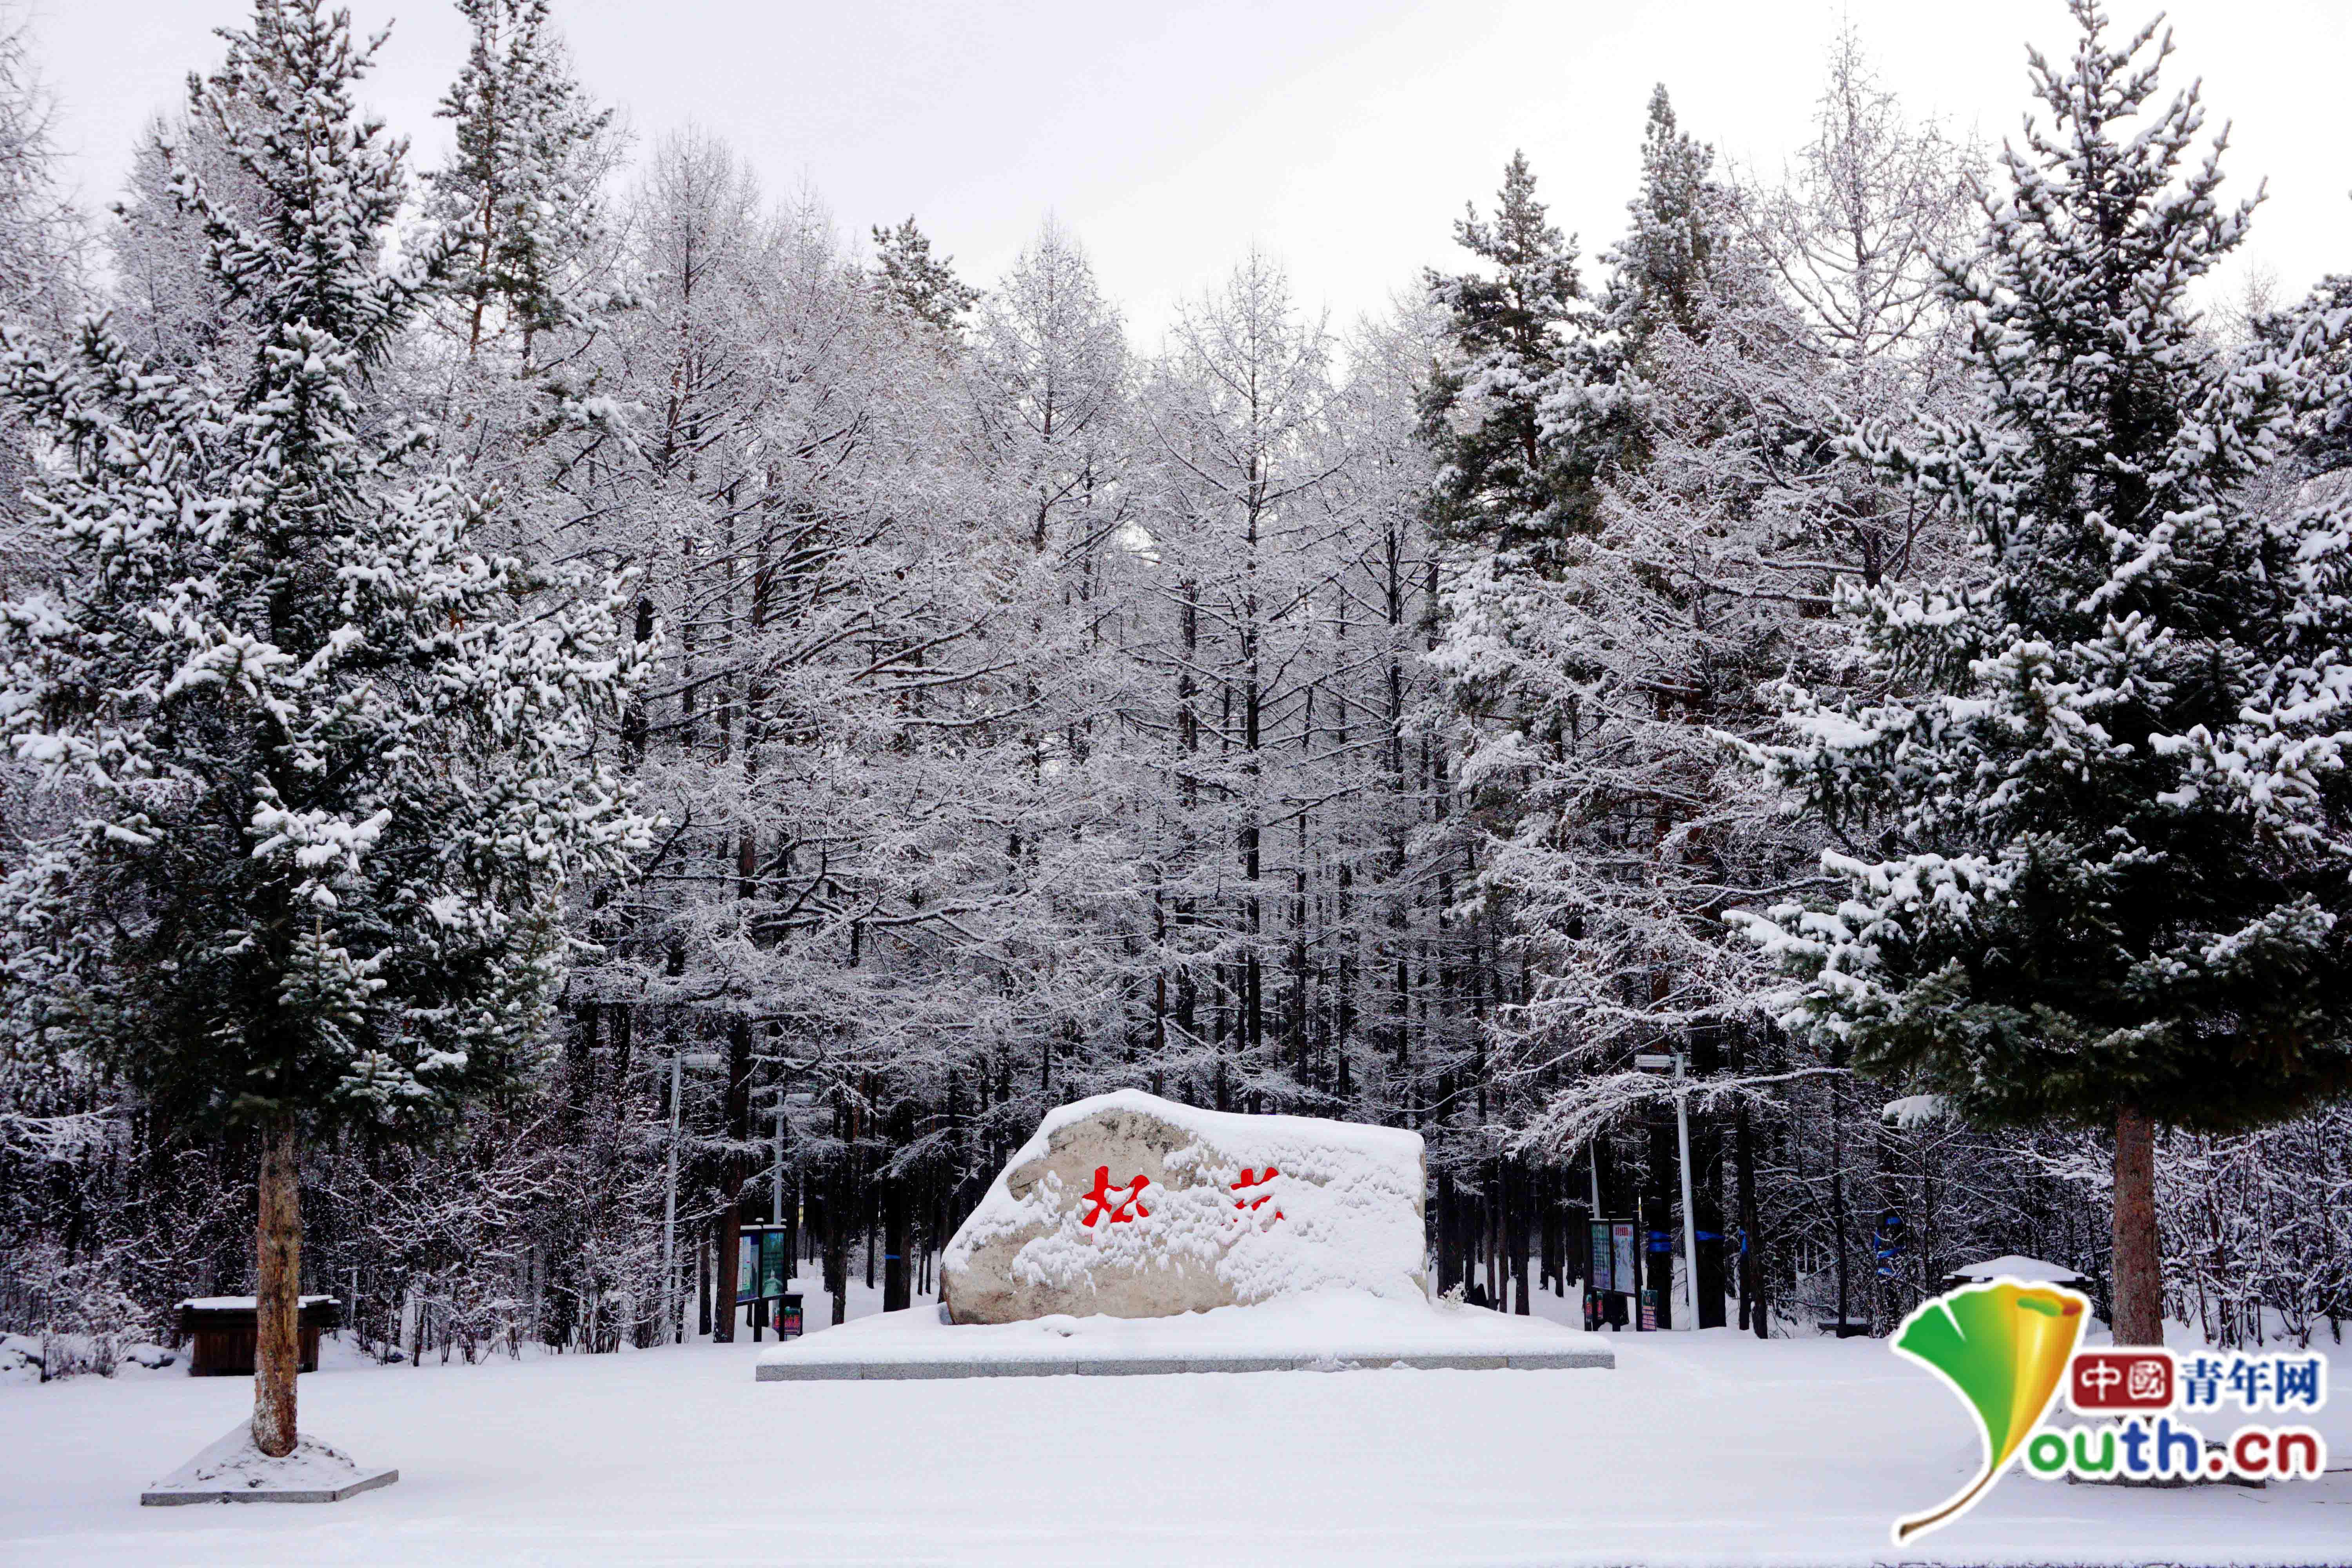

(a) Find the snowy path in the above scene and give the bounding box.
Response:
[4,1297,2345,1566]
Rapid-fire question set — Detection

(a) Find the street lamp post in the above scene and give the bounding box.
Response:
[659,1051,722,1343]
[1636,1050,1702,1331]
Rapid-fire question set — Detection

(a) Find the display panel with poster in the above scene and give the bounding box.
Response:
[1587,1220,1614,1293]
[759,1230,787,1299]
[1611,1221,1638,1294]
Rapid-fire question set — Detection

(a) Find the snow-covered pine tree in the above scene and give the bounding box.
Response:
[426,0,614,363]
[1604,85,1735,356]
[1421,151,1586,544]
[0,0,647,1451]
[1730,0,2352,1346]
[871,216,978,333]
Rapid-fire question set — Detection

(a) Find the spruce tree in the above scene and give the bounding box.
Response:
[2264,270,2351,479]
[0,0,646,1452]
[1731,1,2352,1344]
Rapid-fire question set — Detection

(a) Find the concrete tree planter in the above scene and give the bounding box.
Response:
[141,1422,399,1506]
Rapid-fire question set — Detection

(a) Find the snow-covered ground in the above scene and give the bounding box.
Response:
[4,1277,2345,1567]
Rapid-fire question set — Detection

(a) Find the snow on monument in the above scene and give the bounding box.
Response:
[941,1089,1427,1323]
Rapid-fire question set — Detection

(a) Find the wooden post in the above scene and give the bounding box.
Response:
[253,1120,301,1458]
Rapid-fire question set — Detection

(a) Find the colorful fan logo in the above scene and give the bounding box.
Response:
[1889,1279,2089,1544]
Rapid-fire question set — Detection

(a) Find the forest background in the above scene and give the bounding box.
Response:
[2,0,2345,1373]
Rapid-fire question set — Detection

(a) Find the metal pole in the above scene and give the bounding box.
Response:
[1588,1142,1605,1320]
[662,1051,682,1341]
[1674,1051,1700,1331]
[772,1099,785,1224]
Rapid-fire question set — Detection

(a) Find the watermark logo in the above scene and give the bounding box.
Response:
[1890,1281,2330,1544]
[1888,1279,2087,1543]
[2071,1349,2172,1412]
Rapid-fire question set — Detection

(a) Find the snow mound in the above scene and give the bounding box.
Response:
[941,1090,1426,1323]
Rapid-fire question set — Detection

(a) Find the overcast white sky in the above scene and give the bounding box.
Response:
[21,0,2350,337]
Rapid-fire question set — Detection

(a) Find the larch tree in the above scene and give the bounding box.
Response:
[1730,1,2352,1345]
[0,13,81,595]
[0,0,647,1452]
[1135,251,1345,1112]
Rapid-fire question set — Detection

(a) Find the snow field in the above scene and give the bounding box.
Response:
[3,1293,2345,1567]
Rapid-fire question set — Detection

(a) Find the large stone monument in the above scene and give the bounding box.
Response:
[940,1089,1427,1324]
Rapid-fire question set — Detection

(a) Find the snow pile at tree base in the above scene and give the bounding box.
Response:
[757,1291,1613,1379]
[940,1090,1426,1323]
[140,1421,399,1505]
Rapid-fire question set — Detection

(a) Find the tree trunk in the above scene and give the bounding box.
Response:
[1434,1167,1458,1294]
[2112,1104,2163,1346]
[826,1159,850,1326]
[698,1225,712,1338]
[253,1120,302,1458]
[1646,1106,1676,1330]
[713,1199,741,1344]
[1736,1099,1766,1339]
[711,1013,755,1343]
[1829,1073,1852,1333]
[883,1169,911,1312]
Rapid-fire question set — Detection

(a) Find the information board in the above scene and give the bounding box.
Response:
[737,1225,792,1305]
[1610,1221,1637,1294]
[1586,1220,1614,1293]
[759,1229,787,1298]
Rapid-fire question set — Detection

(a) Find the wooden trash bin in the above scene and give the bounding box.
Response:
[174,1296,339,1377]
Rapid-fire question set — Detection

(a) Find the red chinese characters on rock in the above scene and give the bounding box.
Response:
[1079,1167,1151,1227]
[1232,1166,1283,1222]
